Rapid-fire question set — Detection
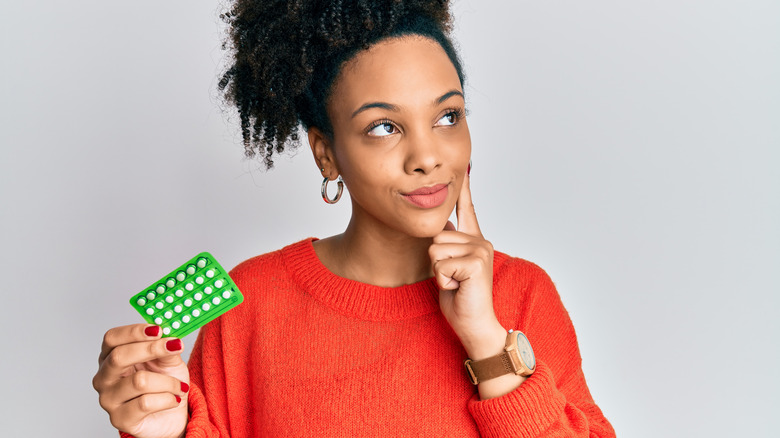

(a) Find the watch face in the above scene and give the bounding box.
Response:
[515,332,536,369]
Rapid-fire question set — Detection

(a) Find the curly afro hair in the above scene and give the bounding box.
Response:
[218,0,465,168]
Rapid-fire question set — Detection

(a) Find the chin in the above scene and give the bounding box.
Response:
[403,216,452,238]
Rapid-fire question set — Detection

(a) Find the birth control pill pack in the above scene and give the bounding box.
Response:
[129,252,243,338]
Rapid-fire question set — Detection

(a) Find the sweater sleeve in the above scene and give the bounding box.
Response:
[179,319,231,437]
[466,258,615,438]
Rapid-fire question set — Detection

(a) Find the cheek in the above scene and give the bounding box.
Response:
[337,139,398,179]
[443,134,472,165]
[440,123,471,155]
[347,159,394,196]
[456,125,472,156]
[337,150,388,194]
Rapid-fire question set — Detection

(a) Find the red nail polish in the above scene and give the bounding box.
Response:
[175,395,182,403]
[144,326,160,337]
[166,339,182,351]
[467,161,472,176]
[181,382,189,393]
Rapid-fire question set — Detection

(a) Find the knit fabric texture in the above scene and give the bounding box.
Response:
[121,238,614,437]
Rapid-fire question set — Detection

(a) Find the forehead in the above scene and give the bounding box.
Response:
[329,36,462,113]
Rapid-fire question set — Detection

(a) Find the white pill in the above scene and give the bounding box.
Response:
[194,292,202,300]
[154,317,163,325]
[202,303,211,311]
[174,305,182,313]
[146,308,154,315]
[192,309,201,317]
[156,285,165,294]
[197,258,207,268]
[155,301,164,309]
[184,299,192,307]
[212,296,221,305]
[136,297,147,306]
[185,283,194,291]
[163,327,171,335]
[182,315,191,323]
[195,276,204,285]
[166,278,175,288]
[206,269,215,278]
[164,311,173,319]
[204,286,213,294]
[172,321,180,329]
[176,271,186,281]
[222,290,232,299]
[146,292,155,300]
[186,265,196,275]
[165,296,174,303]
[215,280,224,288]
[175,289,184,297]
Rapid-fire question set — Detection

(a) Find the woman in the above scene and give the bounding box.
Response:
[93,1,615,437]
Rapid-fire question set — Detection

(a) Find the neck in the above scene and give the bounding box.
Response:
[314,209,436,288]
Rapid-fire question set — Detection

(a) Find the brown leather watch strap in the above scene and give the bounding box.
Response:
[464,351,513,385]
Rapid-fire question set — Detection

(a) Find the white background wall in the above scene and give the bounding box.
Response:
[0,0,777,436]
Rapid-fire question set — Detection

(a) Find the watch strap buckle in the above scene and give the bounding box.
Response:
[463,359,479,385]
[463,352,514,385]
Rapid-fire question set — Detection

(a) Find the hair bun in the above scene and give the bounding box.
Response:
[219,0,458,168]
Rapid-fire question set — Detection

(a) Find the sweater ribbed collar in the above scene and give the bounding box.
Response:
[282,238,441,321]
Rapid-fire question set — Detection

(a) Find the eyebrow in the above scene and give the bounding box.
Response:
[435,90,464,105]
[350,89,465,119]
[351,102,399,119]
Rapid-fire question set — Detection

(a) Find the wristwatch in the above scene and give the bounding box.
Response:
[464,329,536,385]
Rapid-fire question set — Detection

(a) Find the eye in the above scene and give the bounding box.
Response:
[367,121,397,137]
[435,109,464,127]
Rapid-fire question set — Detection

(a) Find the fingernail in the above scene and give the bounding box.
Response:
[144,326,160,337]
[166,339,182,351]
[175,395,182,403]
[181,382,189,393]
[467,160,472,176]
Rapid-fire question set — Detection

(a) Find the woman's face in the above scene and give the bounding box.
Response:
[319,35,471,238]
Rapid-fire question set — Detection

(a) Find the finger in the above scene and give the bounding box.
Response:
[109,392,183,433]
[97,338,185,386]
[443,220,456,232]
[103,371,189,411]
[432,255,485,291]
[433,230,476,245]
[100,324,162,364]
[429,242,478,265]
[456,172,482,237]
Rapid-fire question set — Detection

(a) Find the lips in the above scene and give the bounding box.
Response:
[402,183,449,208]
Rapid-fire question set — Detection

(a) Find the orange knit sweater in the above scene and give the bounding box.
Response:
[122,238,614,437]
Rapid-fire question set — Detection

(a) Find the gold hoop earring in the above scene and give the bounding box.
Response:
[321,176,344,204]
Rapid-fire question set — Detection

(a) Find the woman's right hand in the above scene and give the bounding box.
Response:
[93,323,190,438]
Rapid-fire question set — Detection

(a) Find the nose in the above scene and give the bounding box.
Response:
[403,128,441,175]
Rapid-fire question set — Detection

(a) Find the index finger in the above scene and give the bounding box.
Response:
[456,170,482,237]
[100,323,161,364]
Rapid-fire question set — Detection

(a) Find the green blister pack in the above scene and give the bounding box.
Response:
[129,252,244,338]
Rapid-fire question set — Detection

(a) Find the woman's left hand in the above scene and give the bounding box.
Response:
[429,172,506,360]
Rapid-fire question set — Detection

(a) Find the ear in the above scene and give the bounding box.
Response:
[308,127,338,179]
